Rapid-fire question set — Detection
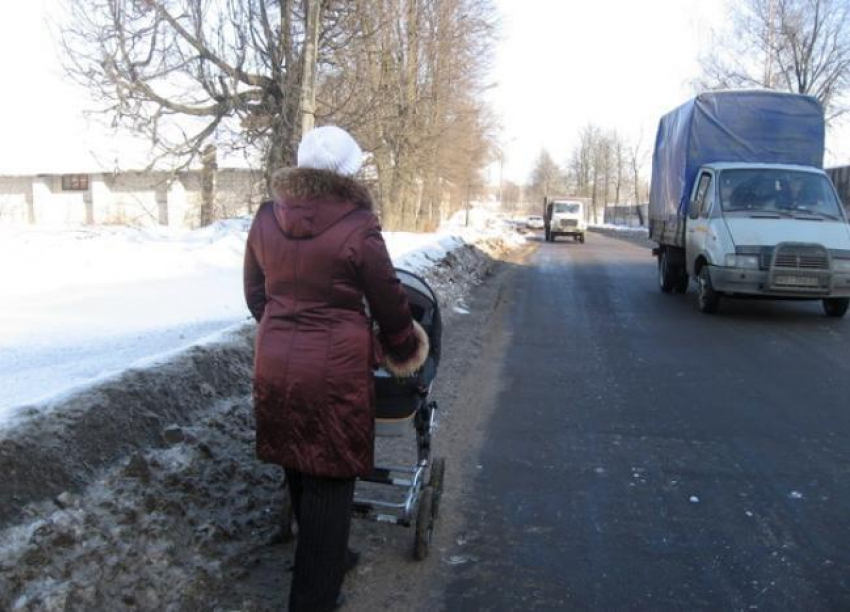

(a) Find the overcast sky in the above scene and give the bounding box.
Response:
[0,1,847,180]
[490,0,724,182]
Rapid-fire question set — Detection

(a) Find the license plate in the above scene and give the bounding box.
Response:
[774,274,820,287]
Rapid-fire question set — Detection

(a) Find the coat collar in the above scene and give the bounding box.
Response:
[271,167,373,211]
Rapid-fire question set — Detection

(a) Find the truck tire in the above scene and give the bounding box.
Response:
[822,298,850,317]
[697,266,721,314]
[579,233,586,244]
[658,251,675,293]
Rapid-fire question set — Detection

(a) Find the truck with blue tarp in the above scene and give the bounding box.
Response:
[648,90,850,316]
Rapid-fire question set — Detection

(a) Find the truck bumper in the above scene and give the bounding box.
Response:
[711,266,850,298]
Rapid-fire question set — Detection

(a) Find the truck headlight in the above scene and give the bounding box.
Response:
[833,259,850,273]
[724,254,760,269]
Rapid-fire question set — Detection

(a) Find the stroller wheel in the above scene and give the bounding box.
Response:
[429,457,446,518]
[413,486,435,560]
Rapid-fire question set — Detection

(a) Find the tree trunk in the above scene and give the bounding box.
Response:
[201,144,217,227]
[300,0,323,136]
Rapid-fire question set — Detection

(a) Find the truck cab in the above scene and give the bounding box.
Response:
[544,199,586,243]
[649,90,850,316]
[676,163,850,314]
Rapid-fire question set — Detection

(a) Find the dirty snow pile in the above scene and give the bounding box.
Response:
[0,212,522,421]
[589,222,649,237]
[0,209,522,611]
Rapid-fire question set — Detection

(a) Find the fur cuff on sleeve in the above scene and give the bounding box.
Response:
[383,321,430,377]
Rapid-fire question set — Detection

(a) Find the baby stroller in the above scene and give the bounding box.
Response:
[352,269,445,560]
[277,270,445,559]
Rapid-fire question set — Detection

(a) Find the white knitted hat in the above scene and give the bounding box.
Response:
[297,125,363,177]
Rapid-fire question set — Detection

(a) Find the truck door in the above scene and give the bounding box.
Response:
[685,171,714,276]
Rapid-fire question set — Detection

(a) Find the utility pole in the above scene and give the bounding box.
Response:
[300,0,323,136]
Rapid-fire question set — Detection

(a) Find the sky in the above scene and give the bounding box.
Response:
[489,0,722,183]
[0,1,135,173]
[490,0,850,183]
[0,1,847,180]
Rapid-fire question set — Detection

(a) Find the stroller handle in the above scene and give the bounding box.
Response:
[394,268,439,307]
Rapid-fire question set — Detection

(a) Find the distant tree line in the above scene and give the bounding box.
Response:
[61,0,497,230]
[526,127,649,224]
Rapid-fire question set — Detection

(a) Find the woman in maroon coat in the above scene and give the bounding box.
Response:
[243,126,428,611]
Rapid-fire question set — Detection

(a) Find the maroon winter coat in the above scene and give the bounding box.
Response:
[243,168,428,479]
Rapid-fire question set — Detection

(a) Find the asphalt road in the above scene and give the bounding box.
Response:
[443,232,850,611]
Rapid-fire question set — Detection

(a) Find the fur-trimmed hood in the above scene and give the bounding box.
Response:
[270,167,373,239]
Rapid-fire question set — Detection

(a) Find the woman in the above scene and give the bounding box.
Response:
[243,126,429,611]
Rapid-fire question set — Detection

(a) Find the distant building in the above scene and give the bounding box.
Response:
[0,167,266,229]
[827,165,850,209]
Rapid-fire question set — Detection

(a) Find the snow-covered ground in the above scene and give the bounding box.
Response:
[0,213,522,424]
[589,222,649,236]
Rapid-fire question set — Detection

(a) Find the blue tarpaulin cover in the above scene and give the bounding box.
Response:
[649,90,825,220]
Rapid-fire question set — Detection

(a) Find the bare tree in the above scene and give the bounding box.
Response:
[528,149,564,205]
[60,1,350,186]
[60,0,496,230]
[321,0,498,230]
[628,132,649,225]
[699,0,850,119]
[612,131,626,206]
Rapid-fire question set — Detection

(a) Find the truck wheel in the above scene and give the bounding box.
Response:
[822,298,850,317]
[697,266,721,314]
[579,233,586,244]
[658,251,675,293]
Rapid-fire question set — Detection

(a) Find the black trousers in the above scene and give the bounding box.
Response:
[285,468,356,612]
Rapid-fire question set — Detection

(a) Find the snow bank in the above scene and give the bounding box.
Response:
[0,209,523,607]
[0,211,522,422]
[589,222,649,236]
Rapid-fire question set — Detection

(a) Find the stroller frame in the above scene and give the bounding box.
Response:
[352,395,444,560]
[353,394,438,523]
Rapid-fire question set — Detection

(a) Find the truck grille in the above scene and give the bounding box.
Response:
[769,244,830,292]
[559,219,578,228]
[773,245,829,270]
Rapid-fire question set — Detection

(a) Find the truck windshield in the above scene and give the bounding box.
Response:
[719,169,844,219]
[553,203,581,214]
